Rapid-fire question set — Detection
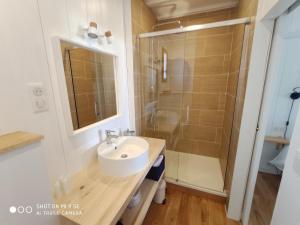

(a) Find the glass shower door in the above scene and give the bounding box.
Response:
[138,34,186,183]
[137,24,247,194]
[176,25,246,193]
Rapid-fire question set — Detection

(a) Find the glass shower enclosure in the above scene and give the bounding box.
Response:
[135,21,249,195]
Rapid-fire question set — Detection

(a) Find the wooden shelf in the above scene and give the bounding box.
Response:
[0,131,44,155]
[121,172,165,225]
[265,136,289,145]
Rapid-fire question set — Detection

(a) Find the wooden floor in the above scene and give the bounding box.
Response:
[143,183,240,225]
[249,172,281,225]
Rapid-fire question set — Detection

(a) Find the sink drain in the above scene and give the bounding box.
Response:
[121,154,128,158]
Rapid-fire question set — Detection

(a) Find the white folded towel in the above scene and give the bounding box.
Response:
[153,155,164,167]
[269,146,289,171]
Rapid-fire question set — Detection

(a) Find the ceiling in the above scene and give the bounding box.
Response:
[145,0,239,20]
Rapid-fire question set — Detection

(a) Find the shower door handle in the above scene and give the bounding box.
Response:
[94,101,100,117]
[186,106,190,123]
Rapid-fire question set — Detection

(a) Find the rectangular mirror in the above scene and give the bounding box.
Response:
[60,40,117,130]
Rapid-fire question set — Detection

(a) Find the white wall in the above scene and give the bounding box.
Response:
[0,143,59,225]
[259,0,297,19]
[259,17,300,173]
[226,0,275,218]
[0,0,68,185]
[242,2,300,223]
[0,0,131,189]
[37,0,131,176]
[270,5,300,224]
[271,104,300,225]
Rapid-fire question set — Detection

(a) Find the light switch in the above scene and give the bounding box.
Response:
[32,86,44,96]
[27,83,48,113]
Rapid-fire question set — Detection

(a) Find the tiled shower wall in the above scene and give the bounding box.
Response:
[151,9,236,157]
[220,24,245,180]
[156,26,234,157]
[131,0,156,135]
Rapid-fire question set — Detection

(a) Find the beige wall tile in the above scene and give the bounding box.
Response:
[183,93,220,110]
[218,94,227,110]
[223,95,235,137]
[184,38,206,58]
[77,107,97,127]
[204,34,233,56]
[216,128,223,144]
[158,8,233,29]
[73,77,94,94]
[186,27,231,39]
[69,48,94,62]
[175,138,198,153]
[70,59,86,77]
[176,138,220,157]
[75,94,89,110]
[131,0,156,135]
[183,75,228,93]
[219,131,230,178]
[182,124,217,142]
[197,141,220,157]
[167,59,185,76]
[170,75,184,92]
[181,109,200,125]
[85,61,97,79]
[184,56,229,75]
[198,110,224,127]
[227,72,239,95]
[158,93,182,109]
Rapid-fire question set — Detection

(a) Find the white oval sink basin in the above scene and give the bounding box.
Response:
[97,136,149,177]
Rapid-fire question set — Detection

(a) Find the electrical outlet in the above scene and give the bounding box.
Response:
[27,83,48,113]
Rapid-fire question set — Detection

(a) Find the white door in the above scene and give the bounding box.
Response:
[242,2,300,223]
[271,95,300,225]
[270,3,300,225]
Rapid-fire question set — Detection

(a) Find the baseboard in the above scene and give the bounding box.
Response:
[166,179,227,203]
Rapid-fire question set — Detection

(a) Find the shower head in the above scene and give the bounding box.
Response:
[290,87,300,100]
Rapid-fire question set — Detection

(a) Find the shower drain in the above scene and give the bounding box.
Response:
[121,154,128,158]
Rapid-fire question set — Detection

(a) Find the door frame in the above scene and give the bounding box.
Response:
[231,0,299,224]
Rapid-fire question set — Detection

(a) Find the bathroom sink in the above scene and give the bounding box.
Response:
[97,136,149,177]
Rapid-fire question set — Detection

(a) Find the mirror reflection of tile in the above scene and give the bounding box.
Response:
[60,41,117,130]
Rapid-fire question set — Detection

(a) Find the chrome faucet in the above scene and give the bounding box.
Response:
[124,128,135,136]
[105,130,119,144]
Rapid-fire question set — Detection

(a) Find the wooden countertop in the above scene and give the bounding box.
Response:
[56,137,165,225]
[0,131,44,155]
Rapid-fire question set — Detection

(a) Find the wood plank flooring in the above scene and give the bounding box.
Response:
[143,183,240,225]
[249,172,281,225]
